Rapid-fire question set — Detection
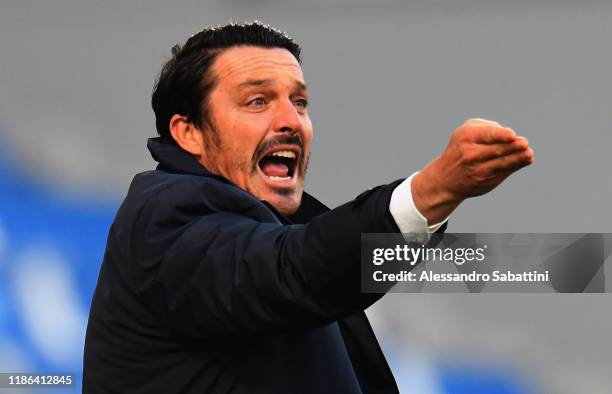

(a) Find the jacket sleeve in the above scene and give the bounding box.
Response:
[127,180,427,339]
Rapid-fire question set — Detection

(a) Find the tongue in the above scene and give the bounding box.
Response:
[261,161,289,178]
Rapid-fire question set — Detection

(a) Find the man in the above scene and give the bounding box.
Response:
[83,22,533,393]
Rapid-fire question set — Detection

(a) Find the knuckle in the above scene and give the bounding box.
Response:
[462,149,479,163]
[465,165,477,178]
[468,166,489,182]
[474,173,489,183]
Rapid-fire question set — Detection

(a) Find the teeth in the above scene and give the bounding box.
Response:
[267,175,291,181]
[270,150,296,159]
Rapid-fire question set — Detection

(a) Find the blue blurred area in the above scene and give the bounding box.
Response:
[0,132,532,393]
[0,132,117,391]
[379,337,535,394]
[439,363,533,394]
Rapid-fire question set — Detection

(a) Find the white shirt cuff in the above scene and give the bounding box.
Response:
[389,172,449,243]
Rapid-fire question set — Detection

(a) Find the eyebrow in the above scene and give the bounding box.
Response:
[238,79,272,90]
[237,78,308,93]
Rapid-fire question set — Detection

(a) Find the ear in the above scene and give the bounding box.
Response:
[169,114,205,156]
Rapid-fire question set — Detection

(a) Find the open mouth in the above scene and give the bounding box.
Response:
[257,148,299,182]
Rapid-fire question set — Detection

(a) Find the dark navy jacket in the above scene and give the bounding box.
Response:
[83,138,440,393]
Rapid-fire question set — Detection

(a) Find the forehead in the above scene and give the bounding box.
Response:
[211,46,305,88]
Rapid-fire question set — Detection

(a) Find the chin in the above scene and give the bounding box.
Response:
[264,192,302,216]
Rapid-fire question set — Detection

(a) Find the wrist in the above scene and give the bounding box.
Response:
[411,163,462,224]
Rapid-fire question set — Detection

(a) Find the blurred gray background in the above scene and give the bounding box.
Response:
[1,1,611,393]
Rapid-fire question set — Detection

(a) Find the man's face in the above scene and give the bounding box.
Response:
[199,46,313,215]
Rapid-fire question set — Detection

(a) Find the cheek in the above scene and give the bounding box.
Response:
[233,112,270,141]
[223,123,269,175]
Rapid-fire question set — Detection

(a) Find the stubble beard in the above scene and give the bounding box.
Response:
[202,121,311,202]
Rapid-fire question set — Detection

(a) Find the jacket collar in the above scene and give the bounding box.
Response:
[147,137,216,177]
[147,137,329,223]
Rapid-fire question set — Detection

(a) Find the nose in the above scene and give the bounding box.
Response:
[271,98,302,134]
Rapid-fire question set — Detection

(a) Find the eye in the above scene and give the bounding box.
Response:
[293,98,309,109]
[248,97,267,108]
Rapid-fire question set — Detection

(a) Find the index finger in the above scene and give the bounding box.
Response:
[474,125,517,144]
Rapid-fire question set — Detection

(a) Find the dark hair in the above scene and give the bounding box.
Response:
[151,21,302,143]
